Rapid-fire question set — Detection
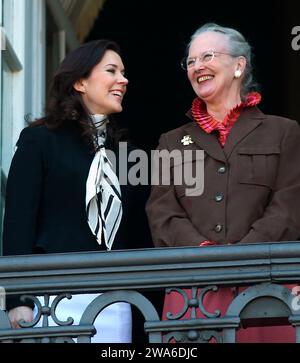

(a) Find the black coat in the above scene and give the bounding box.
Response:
[2,124,163,342]
[3,124,152,255]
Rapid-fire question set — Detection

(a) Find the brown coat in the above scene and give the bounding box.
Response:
[146,107,300,247]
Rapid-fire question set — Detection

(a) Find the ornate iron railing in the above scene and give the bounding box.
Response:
[0,242,300,343]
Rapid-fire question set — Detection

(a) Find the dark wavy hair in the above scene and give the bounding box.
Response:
[30,39,127,151]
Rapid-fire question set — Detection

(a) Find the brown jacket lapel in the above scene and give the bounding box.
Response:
[185,107,265,161]
[184,121,226,162]
[224,107,265,159]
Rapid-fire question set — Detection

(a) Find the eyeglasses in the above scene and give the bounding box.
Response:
[181,50,233,70]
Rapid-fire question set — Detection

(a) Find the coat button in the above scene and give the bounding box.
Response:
[215,193,224,202]
[218,166,226,174]
[214,224,223,233]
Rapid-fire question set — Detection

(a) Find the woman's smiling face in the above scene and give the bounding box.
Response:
[187,32,242,104]
[74,49,129,115]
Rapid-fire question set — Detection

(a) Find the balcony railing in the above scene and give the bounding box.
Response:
[0,242,300,343]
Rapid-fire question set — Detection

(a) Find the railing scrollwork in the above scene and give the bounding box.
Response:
[0,242,300,343]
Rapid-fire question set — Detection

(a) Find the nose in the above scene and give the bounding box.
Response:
[193,57,206,71]
[118,73,129,85]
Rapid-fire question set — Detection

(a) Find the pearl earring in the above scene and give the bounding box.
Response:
[234,69,242,79]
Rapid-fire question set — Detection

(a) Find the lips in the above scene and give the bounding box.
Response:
[197,75,214,84]
[110,89,125,99]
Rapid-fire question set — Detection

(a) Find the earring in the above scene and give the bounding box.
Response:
[234,69,242,79]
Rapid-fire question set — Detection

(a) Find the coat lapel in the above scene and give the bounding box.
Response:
[184,107,266,162]
[184,121,226,162]
[223,107,265,159]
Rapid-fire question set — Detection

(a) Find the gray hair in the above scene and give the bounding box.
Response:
[187,23,258,97]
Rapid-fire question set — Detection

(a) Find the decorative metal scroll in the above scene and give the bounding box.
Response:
[165,285,221,320]
[0,290,162,343]
[17,293,74,328]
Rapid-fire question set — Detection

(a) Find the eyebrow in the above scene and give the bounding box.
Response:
[105,63,126,73]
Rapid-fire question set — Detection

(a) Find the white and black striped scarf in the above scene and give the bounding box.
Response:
[86,115,122,250]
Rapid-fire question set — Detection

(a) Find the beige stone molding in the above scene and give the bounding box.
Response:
[60,0,106,42]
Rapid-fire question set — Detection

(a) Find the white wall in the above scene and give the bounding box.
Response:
[1,0,46,176]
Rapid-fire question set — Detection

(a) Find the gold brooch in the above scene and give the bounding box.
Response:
[181,135,194,146]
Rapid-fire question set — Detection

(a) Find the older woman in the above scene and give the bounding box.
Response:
[146,23,300,342]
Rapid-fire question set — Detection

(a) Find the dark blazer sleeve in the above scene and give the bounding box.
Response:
[146,134,208,247]
[240,120,300,244]
[3,127,44,256]
[2,127,44,310]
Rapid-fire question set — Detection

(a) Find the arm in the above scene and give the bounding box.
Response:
[240,121,300,244]
[3,127,44,319]
[146,134,208,247]
[3,127,43,255]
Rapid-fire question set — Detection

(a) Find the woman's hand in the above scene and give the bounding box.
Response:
[8,306,33,328]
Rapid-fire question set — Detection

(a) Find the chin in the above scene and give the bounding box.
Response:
[107,105,123,114]
[113,106,123,114]
[198,90,217,102]
[194,87,214,101]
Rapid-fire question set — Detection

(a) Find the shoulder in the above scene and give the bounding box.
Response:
[20,124,48,136]
[263,113,299,127]
[246,107,298,128]
[18,124,81,144]
[16,125,85,159]
[18,125,54,142]
[16,125,52,149]
[260,113,300,140]
[239,108,300,140]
